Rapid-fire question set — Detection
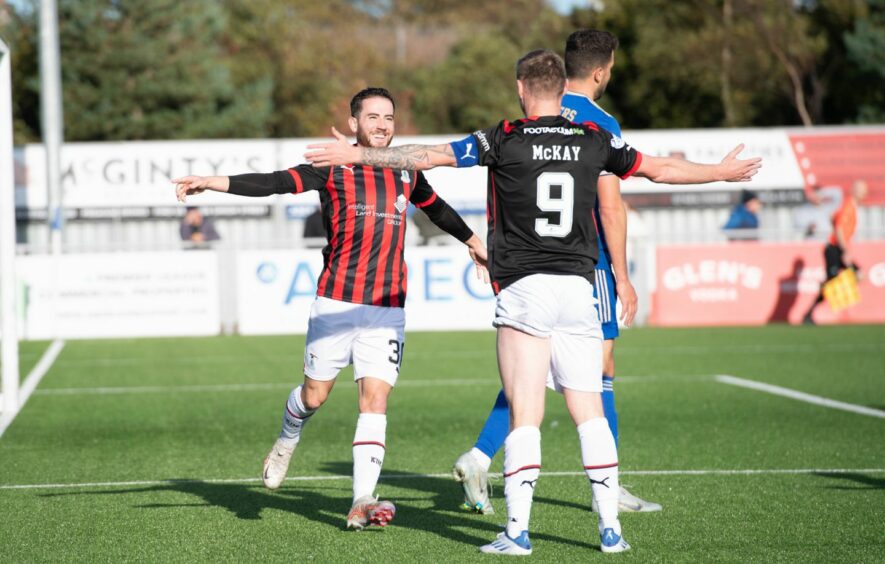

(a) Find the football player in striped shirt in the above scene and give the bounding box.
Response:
[173,87,488,530]
[306,51,759,555]
[453,29,661,518]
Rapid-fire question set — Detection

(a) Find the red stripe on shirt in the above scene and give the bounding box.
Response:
[582,121,600,131]
[503,117,536,134]
[287,169,305,194]
[489,175,499,291]
[414,191,437,208]
[620,152,643,180]
[316,171,339,296]
[387,169,406,307]
[371,171,396,306]
[350,166,377,304]
[331,169,357,301]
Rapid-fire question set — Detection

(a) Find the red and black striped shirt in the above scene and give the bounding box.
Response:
[228,164,472,308]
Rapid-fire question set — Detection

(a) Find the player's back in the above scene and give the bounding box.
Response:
[476,115,640,291]
[561,92,622,137]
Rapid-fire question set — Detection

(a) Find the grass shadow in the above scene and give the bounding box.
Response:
[814,472,885,490]
[38,462,601,550]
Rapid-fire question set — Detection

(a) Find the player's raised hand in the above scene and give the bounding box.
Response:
[719,144,762,182]
[305,127,360,168]
[173,175,210,202]
[617,278,638,327]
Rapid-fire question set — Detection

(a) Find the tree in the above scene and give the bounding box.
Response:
[2,0,275,142]
[743,0,827,126]
[570,0,832,128]
[58,0,273,140]
[407,34,523,134]
[842,0,885,121]
[1,1,41,143]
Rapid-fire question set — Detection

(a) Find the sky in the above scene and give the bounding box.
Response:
[547,0,601,14]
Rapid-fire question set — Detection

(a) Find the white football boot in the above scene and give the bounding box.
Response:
[346,495,396,530]
[262,438,295,490]
[599,524,631,553]
[592,485,663,512]
[479,531,532,556]
[452,451,494,514]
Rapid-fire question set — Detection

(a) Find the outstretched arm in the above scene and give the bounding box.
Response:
[173,175,230,202]
[174,169,305,202]
[305,127,457,170]
[635,144,761,184]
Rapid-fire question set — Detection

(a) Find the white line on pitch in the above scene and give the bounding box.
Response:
[48,341,881,367]
[716,375,885,419]
[1,467,882,491]
[0,339,65,440]
[32,375,715,396]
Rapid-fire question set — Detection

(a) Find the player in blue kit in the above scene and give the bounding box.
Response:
[451,29,662,515]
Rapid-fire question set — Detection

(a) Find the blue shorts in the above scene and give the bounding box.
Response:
[593,256,619,341]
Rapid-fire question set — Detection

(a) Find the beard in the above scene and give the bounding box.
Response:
[356,128,392,148]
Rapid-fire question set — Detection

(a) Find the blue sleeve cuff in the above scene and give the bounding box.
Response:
[450,135,479,168]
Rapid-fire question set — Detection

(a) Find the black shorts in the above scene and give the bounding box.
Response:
[824,243,846,281]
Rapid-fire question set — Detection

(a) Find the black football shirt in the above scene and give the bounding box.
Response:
[451,115,642,292]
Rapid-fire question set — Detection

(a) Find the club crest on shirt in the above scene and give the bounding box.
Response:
[401,170,410,183]
[394,194,408,213]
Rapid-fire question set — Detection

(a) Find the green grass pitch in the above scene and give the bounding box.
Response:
[1,325,883,562]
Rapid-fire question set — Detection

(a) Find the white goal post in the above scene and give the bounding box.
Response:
[0,37,20,422]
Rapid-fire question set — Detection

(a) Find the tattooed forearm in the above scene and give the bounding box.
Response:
[359,144,455,171]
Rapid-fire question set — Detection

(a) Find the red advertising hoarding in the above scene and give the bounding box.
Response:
[652,241,885,326]
[788,131,885,205]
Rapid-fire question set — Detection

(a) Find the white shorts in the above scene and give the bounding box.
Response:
[303,297,406,386]
[494,274,603,393]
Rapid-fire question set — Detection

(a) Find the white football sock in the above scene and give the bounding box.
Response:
[503,426,541,538]
[578,417,620,532]
[352,413,387,501]
[279,385,315,447]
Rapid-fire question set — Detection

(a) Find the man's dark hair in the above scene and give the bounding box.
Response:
[350,87,396,117]
[741,189,759,204]
[516,49,566,98]
[564,29,619,79]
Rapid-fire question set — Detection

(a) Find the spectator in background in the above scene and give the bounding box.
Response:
[802,180,868,325]
[723,189,761,240]
[180,206,221,246]
[793,184,843,239]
